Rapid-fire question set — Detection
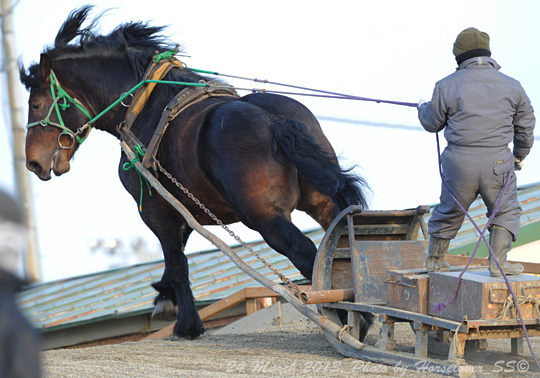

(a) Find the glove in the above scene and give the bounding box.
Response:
[418,99,428,109]
[514,156,524,171]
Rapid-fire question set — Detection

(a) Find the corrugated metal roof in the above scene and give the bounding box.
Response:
[17,182,540,333]
[17,229,322,332]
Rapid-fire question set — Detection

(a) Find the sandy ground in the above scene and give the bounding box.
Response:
[42,317,540,378]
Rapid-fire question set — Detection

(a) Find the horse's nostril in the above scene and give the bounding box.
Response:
[27,161,42,174]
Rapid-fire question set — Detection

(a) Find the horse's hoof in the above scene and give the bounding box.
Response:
[173,321,205,340]
[172,333,204,341]
[164,335,183,342]
[152,299,177,321]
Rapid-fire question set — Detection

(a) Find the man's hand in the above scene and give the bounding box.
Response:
[514,156,524,171]
[418,99,428,109]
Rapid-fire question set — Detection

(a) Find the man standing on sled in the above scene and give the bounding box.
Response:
[417,27,535,276]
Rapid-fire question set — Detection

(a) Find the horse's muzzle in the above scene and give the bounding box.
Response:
[26,160,51,181]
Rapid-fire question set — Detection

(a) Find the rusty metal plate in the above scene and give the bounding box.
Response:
[385,269,430,314]
[428,271,540,321]
[330,259,353,289]
[350,240,428,304]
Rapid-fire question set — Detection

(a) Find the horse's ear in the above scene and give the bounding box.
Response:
[39,54,52,83]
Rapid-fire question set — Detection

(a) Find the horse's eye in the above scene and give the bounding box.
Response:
[30,103,41,111]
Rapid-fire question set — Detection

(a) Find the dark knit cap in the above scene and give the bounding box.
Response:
[453,27,491,65]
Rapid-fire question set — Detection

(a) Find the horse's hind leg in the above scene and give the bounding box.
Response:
[254,215,318,281]
[297,187,340,231]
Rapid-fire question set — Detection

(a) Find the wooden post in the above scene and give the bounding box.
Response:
[1,0,42,281]
[377,315,396,351]
[414,321,429,359]
[347,311,361,340]
[511,337,524,355]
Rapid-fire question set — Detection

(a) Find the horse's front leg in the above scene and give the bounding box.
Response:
[151,269,177,322]
[160,236,204,339]
[147,217,202,338]
[120,171,202,338]
[150,224,193,322]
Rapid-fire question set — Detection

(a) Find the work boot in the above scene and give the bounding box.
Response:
[489,226,524,277]
[426,236,451,272]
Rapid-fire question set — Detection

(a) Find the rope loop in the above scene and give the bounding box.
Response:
[338,325,352,342]
[497,294,540,320]
[123,144,152,212]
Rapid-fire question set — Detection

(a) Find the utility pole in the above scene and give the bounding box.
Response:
[1,0,42,281]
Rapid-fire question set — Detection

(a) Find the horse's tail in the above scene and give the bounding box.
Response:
[270,120,369,212]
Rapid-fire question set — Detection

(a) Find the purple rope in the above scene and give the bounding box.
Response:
[251,78,419,107]
[245,88,420,104]
[432,133,539,370]
[187,67,419,107]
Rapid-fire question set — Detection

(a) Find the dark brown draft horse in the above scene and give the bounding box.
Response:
[20,6,372,339]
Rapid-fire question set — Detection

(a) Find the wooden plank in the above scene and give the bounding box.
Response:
[334,248,350,259]
[198,286,281,321]
[341,224,411,236]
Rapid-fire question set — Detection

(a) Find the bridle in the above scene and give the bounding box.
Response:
[26,70,93,149]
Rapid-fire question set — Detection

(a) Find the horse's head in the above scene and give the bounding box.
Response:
[19,5,184,181]
[21,54,92,181]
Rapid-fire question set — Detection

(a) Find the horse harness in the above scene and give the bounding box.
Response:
[117,55,238,171]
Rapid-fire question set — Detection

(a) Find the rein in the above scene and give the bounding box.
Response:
[27,50,418,151]
[185,67,420,107]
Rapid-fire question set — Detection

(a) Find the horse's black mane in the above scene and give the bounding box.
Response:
[21,5,194,88]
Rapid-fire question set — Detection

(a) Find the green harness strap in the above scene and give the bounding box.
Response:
[122,144,152,212]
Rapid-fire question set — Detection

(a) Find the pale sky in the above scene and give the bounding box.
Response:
[1,0,539,281]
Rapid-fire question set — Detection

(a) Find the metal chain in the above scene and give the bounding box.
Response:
[155,159,302,296]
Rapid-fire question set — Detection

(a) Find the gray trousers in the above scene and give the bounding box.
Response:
[428,144,522,241]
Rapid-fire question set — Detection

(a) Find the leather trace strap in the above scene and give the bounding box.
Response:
[118,55,238,171]
[141,80,237,169]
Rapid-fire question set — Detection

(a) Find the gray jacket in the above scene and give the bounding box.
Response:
[418,57,535,158]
